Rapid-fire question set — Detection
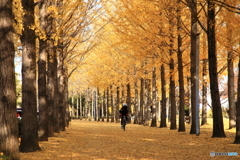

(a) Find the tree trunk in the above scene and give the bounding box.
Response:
[38,0,48,141]
[76,96,79,119]
[102,90,106,122]
[160,65,167,128]
[116,86,120,123]
[227,23,236,129]
[121,84,125,103]
[20,0,40,152]
[169,58,177,130]
[92,92,94,119]
[64,66,69,127]
[144,79,148,125]
[80,93,82,119]
[47,38,55,137]
[70,96,73,117]
[93,90,97,121]
[177,0,185,132]
[57,42,65,131]
[106,87,110,122]
[53,37,59,134]
[55,0,65,131]
[177,32,185,130]
[169,14,177,129]
[187,77,191,124]
[87,89,91,120]
[54,59,60,132]
[127,83,131,123]
[0,1,20,158]
[168,93,171,123]
[110,85,114,122]
[177,49,186,131]
[151,67,157,127]
[201,59,208,125]
[143,79,150,126]
[97,88,101,121]
[134,80,139,124]
[234,58,240,143]
[139,78,144,125]
[207,0,226,137]
[188,0,200,135]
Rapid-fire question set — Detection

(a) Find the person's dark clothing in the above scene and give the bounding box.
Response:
[119,106,129,125]
[119,106,128,115]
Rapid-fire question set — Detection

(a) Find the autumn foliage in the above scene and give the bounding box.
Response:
[0,0,240,159]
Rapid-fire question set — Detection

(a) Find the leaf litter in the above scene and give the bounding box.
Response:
[20,118,240,160]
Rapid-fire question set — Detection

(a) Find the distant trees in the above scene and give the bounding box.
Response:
[71,0,240,141]
[18,0,240,146]
[1,0,240,158]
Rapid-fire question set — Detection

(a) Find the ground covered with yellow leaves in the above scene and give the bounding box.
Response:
[20,119,240,160]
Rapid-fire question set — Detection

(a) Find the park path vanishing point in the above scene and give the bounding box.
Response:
[20,119,239,160]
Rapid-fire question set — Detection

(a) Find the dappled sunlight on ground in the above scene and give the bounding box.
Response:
[20,118,240,160]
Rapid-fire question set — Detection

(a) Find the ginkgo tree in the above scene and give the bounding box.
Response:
[72,0,240,141]
[74,0,165,124]
[217,0,239,130]
[0,0,20,159]
[2,1,240,158]
[44,0,103,134]
[10,0,104,151]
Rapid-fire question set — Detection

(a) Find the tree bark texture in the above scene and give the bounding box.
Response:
[106,88,110,122]
[207,0,226,137]
[0,0,20,158]
[169,14,177,130]
[127,83,131,123]
[97,88,101,122]
[151,67,157,127]
[64,66,69,127]
[234,58,240,143]
[227,23,236,129]
[115,87,120,123]
[47,38,55,137]
[38,0,48,141]
[201,59,208,125]
[110,85,114,122]
[188,0,200,135]
[177,34,185,132]
[139,78,144,125]
[20,0,40,152]
[160,65,167,128]
[177,0,185,132]
[133,80,139,124]
[102,90,106,122]
[144,79,150,126]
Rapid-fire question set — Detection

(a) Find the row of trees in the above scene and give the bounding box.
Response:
[0,0,240,159]
[68,0,240,145]
[0,0,102,159]
[70,83,174,126]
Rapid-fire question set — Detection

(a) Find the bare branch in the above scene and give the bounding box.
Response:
[214,0,240,14]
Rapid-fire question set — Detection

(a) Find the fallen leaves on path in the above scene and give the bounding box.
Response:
[20,119,240,160]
